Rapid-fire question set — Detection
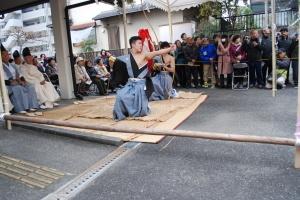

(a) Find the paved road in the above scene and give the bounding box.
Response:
[0,127,115,200]
[1,88,299,200]
[74,88,300,200]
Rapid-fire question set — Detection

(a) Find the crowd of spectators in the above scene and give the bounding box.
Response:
[174,28,299,89]
[2,27,299,113]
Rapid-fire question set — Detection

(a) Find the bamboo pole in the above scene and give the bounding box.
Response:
[0,45,11,130]
[3,115,295,146]
[122,0,128,55]
[166,0,173,43]
[271,0,277,97]
[294,0,300,169]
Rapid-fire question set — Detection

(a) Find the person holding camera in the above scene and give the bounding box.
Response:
[242,30,264,88]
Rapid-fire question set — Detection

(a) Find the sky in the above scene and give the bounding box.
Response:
[69,1,114,24]
[69,0,251,25]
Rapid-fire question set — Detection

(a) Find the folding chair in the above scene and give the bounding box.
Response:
[88,83,99,96]
[232,63,249,90]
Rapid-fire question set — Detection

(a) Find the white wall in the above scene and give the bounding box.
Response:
[159,22,196,43]
[95,9,185,50]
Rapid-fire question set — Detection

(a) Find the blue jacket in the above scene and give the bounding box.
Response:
[199,44,217,64]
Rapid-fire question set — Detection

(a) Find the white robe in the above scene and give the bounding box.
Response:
[20,63,60,104]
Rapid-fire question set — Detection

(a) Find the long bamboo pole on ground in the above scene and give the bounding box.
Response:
[3,115,295,146]
[0,44,11,130]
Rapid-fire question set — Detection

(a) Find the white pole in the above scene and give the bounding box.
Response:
[264,0,268,27]
[122,0,128,54]
[297,1,300,121]
[0,46,12,130]
[271,0,276,97]
[294,0,300,169]
[166,0,173,43]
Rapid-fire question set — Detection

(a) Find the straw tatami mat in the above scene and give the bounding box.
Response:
[39,91,207,143]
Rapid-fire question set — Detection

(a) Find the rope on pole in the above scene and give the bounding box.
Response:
[2,115,296,147]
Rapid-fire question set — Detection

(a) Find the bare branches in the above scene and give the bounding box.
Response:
[4,27,48,51]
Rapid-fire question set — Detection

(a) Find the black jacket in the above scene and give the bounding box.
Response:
[289,39,299,60]
[261,36,272,59]
[86,67,98,78]
[277,36,292,55]
[242,38,262,62]
[183,44,198,62]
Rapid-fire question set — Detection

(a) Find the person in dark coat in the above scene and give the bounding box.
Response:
[242,30,263,88]
[85,60,107,95]
[289,34,299,87]
[261,27,273,85]
[174,40,187,87]
[183,37,199,88]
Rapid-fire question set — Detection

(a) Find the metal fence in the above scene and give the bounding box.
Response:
[212,9,298,34]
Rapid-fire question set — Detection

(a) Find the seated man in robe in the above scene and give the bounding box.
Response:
[112,36,176,121]
[150,41,177,101]
[12,50,24,72]
[20,47,60,109]
[1,44,39,113]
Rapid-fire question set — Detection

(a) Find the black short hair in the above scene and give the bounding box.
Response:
[129,36,142,48]
[181,33,186,39]
[160,41,170,49]
[221,34,228,39]
[47,57,55,64]
[194,36,199,42]
[232,35,241,42]
[280,28,288,32]
[213,34,220,39]
[95,58,102,64]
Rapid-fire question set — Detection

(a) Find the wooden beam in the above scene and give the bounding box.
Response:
[3,115,295,146]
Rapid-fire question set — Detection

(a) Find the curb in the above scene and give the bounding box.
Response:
[12,122,123,146]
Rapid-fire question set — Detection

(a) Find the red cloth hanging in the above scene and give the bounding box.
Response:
[138,28,155,72]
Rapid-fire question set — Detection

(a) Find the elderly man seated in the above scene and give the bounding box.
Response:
[1,44,39,113]
[74,57,92,98]
[19,47,60,109]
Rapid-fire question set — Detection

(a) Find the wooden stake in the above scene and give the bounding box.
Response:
[295,147,300,168]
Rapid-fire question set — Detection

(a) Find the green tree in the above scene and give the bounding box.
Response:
[81,40,95,53]
[198,0,250,32]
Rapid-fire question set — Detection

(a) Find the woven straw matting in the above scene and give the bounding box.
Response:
[40,91,207,143]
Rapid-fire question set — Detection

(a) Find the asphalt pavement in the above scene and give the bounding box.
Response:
[0,126,115,200]
[73,88,300,200]
[1,87,299,200]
